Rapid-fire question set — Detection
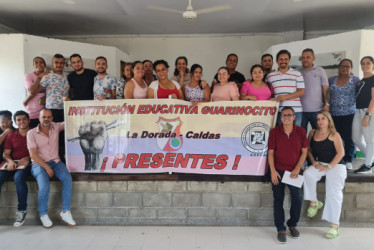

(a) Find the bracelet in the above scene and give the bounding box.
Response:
[325,103,330,106]
[365,111,371,116]
[327,164,332,169]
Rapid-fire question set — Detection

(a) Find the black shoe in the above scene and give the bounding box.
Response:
[14,211,27,227]
[289,227,300,238]
[277,232,287,244]
[354,164,372,174]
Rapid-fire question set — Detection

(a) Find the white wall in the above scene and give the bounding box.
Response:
[266,30,364,77]
[0,34,25,114]
[58,31,304,83]
[0,34,130,114]
[23,34,130,78]
[360,31,374,77]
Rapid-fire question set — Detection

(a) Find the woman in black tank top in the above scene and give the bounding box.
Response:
[303,111,346,239]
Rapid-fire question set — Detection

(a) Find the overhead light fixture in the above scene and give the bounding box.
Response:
[61,0,75,5]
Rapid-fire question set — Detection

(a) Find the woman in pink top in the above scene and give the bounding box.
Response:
[124,61,148,99]
[147,60,184,100]
[23,57,47,128]
[211,67,239,101]
[240,64,273,101]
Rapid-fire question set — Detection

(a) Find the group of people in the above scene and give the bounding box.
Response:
[0,48,373,244]
[268,52,374,243]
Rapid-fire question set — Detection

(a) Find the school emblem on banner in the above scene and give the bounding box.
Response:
[241,122,270,154]
[156,117,183,151]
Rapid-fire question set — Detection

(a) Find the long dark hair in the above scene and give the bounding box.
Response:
[122,62,133,80]
[174,56,189,76]
[250,64,271,90]
[190,64,203,90]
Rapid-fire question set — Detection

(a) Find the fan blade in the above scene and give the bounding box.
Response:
[195,4,232,14]
[147,5,183,14]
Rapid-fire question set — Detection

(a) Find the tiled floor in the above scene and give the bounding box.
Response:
[0,225,373,250]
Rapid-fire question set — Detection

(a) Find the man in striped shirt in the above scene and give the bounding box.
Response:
[266,50,305,126]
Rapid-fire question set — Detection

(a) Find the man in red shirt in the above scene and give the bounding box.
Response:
[0,110,31,227]
[268,106,308,243]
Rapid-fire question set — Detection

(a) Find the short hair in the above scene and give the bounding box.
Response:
[153,60,169,69]
[13,110,29,122]
[276,50,291,60]
[95,56,107,63]
[40,108,52,117]
[33,56,46,65]
[174,56,189,76]
[261,54,273,61]
[70,53,82,61]
[226,53,238,61]
[142,59,153,65]
[132,61,143,69]
[281,106,295,114]
[302,48,314,55]
[53,54,65,60]
[0,110,12,120]
[218,66,229,74]
[360,56,374,64]
[338,58,353,69]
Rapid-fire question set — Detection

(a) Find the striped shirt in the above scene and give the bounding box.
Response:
[266,68,304,112]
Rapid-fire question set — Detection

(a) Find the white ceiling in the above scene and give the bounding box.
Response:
[1,0,374,36]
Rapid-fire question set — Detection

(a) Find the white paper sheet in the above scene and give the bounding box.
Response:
[281,171,304,188]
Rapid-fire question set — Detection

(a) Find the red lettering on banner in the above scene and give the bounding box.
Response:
[214,155,228,170]
[174,154,189,168]
[112,154,125,168]
[138,153,152,168]
[200,154,216,169]
[232,155,241,170]
[125,154,139,168]
[100,157,109,171]
[252,106,260,115]
[163,153,176,167]
[151,153,164,168]
[190,154,204,168]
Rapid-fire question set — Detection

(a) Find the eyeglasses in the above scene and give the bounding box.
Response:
[281,114,294,118]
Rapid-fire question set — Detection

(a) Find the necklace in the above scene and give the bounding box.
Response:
[337,76,349,87]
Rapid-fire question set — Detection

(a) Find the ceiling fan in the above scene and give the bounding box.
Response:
[147,0,232,20]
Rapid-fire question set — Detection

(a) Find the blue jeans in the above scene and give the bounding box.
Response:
[272,169,302,232]
[276,112,302,127]
[301,112,319,131]
[0,167,31,211]
[332,114,356,163]
[31,161,72,216]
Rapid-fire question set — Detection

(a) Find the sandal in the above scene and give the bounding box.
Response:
[307,200,323,217]
[326,225,340,239]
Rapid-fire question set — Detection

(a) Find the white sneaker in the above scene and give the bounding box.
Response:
[59,211,76,226]
[346,162,353,170]
[40,214,53,228]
